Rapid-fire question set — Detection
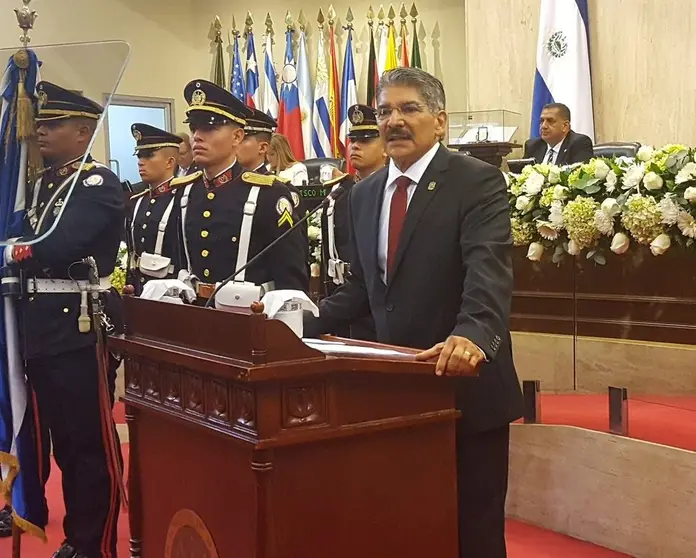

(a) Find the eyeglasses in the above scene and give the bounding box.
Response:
[375,103,427,121]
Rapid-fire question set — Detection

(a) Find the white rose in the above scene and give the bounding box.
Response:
[310,262,321,277]
[684,186,696,203]
[552,185,568,200]
[600,198,620,217]
[548,166,561,185]
[567,239,582,256]
[610,232,630,254]
[523,171,545,195]
[515,195,532,212]
[643,171,664,191]
[649,233,671,256]
[622,164,645,189]
[636,145,654,162]
[594,159,610,180]
[526,242,545,262]
[307,225,321,241]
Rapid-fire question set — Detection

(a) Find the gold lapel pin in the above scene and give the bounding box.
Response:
[427,181,437,191]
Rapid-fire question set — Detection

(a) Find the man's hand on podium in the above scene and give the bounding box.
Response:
[415,335,485,377]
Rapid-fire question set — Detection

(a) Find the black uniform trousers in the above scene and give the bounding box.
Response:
[457,424,510,558]
[27,345,121,558]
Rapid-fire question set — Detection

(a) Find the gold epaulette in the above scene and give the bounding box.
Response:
[323,172,349,188]
[241,171,278,186]
[170,170,203,187]
[129,189,149,200]
[275,175,291,184]
[73,162,96,172]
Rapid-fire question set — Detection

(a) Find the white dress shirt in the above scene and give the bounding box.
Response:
[543,140,563,165]
[377,142,440,284]
[177,166,190,178]
[278,162,309,186]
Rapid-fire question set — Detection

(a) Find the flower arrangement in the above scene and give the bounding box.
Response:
[307,210,322,277]
[507,144,696,264]
[110,241,128,293]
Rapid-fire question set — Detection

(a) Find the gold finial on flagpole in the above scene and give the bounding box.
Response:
[15,0,37,48]
[265,13,274,35]
[327,5,337,27]
[344,8,354,32]
[232,15,240,39]
[378,4,386,26]
[410,3,419,24]
[298,9,307,32]
[213,15,223,39]
[244,11,254,37]
[388,5,396,23]
[317,8,325,29]
[285,11,295,32]
[367,5,375,28]
[399,3,408,25]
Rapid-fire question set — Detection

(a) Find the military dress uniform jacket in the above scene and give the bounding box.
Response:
[127,177,183,292]
[16,157,125,359]
[179,162,308,290]
[320,173,357,292]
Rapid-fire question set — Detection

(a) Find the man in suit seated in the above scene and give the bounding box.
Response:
[304,67,523,557]
[523,102,593,165]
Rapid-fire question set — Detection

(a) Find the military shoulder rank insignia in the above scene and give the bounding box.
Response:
[242,172,276,187]
[83,174,104,187]
[73,162,96,172]
[276,196,294,227]
[323,173,348,187]
[290,191,300,207]
[170,170,203,187]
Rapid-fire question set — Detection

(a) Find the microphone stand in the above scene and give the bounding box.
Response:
[203,185,346,308]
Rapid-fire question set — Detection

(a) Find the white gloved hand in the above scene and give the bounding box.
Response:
[140,279,196,304]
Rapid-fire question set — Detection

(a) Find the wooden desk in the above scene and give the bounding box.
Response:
[449,141,521,168]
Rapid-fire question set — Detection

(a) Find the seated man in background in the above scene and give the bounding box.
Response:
[176,131,197,177]
[523,102,593,165]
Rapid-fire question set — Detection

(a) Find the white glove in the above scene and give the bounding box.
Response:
[141,279,196,304]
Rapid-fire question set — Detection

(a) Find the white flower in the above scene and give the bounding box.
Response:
[307,225,321,241]
[549,201,564,228]
[310,262,321,277]
[515,195,533,212]
[636,145,654,162]
[594,159,611,180]
[526,242,545,262]
[605,170,618,192]
[610,232,630,254]
[643,171,664,191]
[600,198,620,218]
[523,171,545,195]
[658,197,679,226]
[567,239,582,256]
[675,162,696,185]
[503,172,510,187]
[594,209,614,236]
[684,186,696,203]
[622,163,645,189]
[649,233,671,256]
[677,211,696,239]
[552,185,569,200]
[537,221,559,240]
[548,166,561,185]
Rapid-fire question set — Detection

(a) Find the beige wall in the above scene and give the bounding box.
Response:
[1,0,695,159]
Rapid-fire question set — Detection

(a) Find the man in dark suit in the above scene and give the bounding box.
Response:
[304,67,524,557]
[523,102,594,165]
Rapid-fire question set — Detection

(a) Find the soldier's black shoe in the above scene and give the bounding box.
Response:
[0,505,12,538]
[51,542,89,558]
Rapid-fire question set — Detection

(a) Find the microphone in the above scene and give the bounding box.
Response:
[203,184,347,308]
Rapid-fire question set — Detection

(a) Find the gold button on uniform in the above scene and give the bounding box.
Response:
[145,211,151,217]
[63,307,69,313]
[201,250,209,257]
[203,210,211,218]
[232,236,237,242]
[207,192,215,200]
[47,183,54,189]
[200,230,208,238]
[150,198,156,204]
[203,269,210,277]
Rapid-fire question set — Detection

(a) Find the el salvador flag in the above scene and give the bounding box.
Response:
[245,32,259,109]
[531,0,594,141]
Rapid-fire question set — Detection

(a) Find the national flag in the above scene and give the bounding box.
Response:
[339,30,358,173]
[296,29,314,160]
[327,24,341,157]
[212,28,226,88]
[531,0,594,141]
[0,48,47,541]
[377,20,389,75]
[263,33,279,119]
[411,20,422,69]
[310,28,331,158]
[385,23,398,72]
[399,21,410,67]
[366,24,378,108]
[245,31,260,108]
[230,32,246,101]
[277,29,304,160]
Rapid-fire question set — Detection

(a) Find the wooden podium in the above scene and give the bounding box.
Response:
[109,296,461,558]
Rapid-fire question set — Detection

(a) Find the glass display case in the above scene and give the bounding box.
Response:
[448,109,522,145]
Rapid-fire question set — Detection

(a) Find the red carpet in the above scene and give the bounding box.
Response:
[0,443,629,557]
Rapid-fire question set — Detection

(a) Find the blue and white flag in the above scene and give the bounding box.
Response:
[263,33,279,119]
[531,0,594,141]
[310,29,331,159]
[230,32,246,101]
[339,30,358,169]
[0,48,47,540]
[296,29,313,160]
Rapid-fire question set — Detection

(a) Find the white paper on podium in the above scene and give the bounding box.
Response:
[302,339,411,358]
[451,125,518,144]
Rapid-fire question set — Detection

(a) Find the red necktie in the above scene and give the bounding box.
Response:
[387,176,411,275]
